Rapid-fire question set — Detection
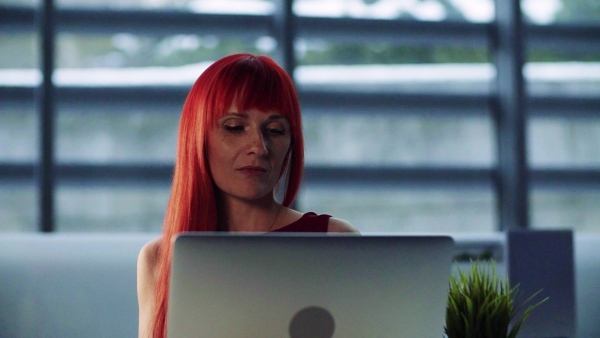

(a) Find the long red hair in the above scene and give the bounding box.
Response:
[151,53,304,337]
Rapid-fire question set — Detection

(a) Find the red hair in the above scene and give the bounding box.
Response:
[151,53,304,337]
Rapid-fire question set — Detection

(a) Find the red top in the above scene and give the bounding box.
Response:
[271,212,331,233]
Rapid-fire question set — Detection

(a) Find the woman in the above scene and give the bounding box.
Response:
[137,53,357,338]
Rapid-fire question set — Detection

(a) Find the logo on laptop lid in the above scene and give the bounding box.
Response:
[289,306,335,338]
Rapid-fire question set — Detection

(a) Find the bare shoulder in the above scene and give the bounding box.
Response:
[137,236,162,338]
[327,217,360,234]
[137,236,162,283]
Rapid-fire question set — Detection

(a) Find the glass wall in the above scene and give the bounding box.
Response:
[522,0,600,230]
[1,0,598,233]
[0,3,38,231]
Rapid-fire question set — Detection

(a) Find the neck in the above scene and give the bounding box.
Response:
[217,195,282,232]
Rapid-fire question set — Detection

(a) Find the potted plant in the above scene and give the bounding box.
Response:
[445,260,547,338]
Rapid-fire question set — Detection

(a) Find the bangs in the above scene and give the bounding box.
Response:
[208,55,298,122]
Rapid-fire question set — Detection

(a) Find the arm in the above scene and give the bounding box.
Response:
[137,238,161,338]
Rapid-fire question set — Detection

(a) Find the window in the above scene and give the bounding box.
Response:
[522,0,600,230]
[1,0,598,233]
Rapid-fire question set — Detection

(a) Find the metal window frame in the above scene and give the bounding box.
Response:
[0,2,599,232]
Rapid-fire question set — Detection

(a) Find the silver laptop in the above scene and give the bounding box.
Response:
[167,233,454,338]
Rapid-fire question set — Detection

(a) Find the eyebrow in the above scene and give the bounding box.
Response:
[219,112,246,120]
[221,112,286,120]
[266,114,286,121]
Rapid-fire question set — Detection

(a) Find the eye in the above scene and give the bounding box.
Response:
[266,127,285,136]
[264,122,286,136]
[223,124,244,133]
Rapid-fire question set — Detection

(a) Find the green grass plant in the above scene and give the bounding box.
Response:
[445,260,547,338]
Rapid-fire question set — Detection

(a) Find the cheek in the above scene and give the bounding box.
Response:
[275,139,292,166]
[207,134,228,170]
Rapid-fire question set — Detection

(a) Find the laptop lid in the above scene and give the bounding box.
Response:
[167,234,454,338]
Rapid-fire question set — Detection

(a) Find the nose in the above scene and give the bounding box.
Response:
[248,129,269,156]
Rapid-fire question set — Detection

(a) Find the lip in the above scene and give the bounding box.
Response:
[237,166,268,175]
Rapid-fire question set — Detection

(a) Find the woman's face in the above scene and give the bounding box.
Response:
[207,105,292,203]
